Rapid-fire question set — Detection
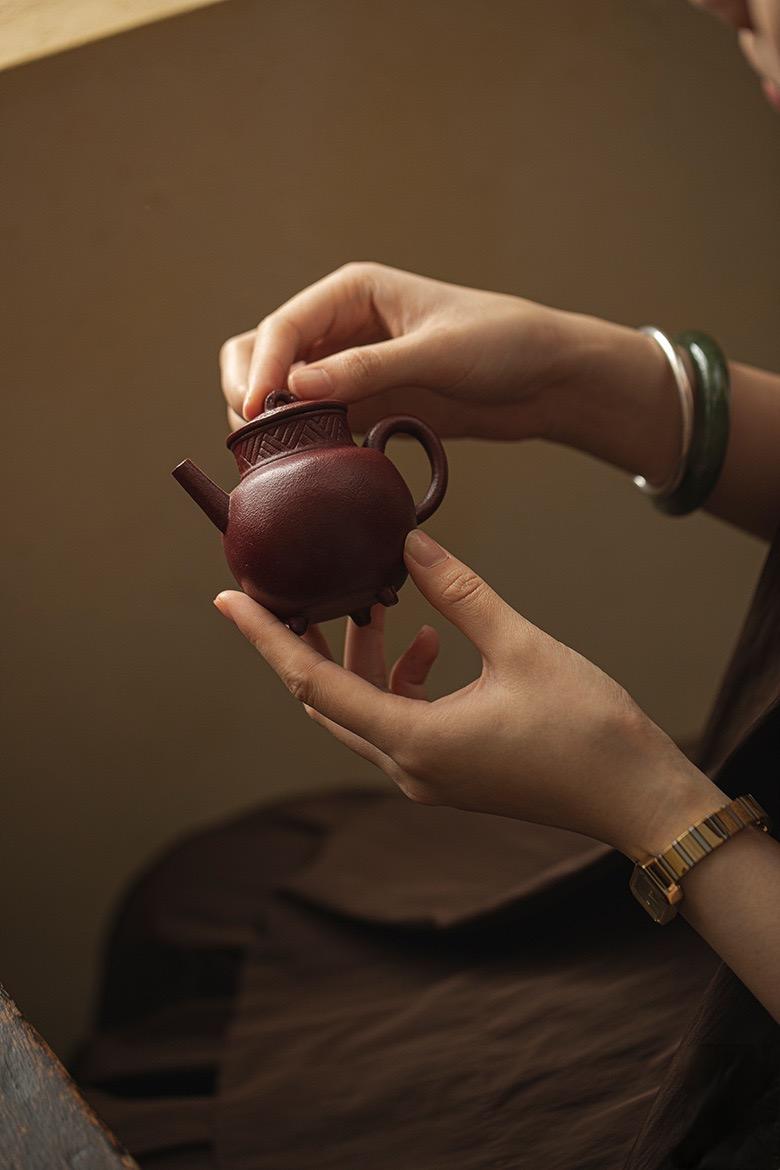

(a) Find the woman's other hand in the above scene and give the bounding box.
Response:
[214,531,725,861]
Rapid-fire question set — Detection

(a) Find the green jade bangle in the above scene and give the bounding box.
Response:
[654,331,731,516]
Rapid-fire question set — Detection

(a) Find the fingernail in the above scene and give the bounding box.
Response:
[213,593,230,614]
[242,392,257,420]
[290,367,333,397]
[405,529,447,567]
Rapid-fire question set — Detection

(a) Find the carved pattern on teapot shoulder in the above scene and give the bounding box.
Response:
[233,410,350,473]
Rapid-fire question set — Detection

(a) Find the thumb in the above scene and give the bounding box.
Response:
[289,334,428,404]
[403,530,526,660]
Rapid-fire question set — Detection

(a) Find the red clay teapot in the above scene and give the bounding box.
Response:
[172,391,448,633]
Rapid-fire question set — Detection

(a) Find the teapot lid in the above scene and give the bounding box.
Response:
[225,389,349,460]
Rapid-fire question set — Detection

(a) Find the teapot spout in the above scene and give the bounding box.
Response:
[172,459,229,533]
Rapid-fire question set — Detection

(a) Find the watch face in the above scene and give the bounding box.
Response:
[630,868,677,925]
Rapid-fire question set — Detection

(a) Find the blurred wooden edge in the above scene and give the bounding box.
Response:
[0,0,227,72]
[0,985,139,1169]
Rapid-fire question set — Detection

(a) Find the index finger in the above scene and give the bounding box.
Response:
[244,263,384,418]
[214,591,413,753]
[220,329,255,419]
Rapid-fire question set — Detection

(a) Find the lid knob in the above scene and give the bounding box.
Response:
[263,389,298,412]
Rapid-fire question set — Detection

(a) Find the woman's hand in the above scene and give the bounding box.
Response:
[214,530,726,860]
[220,261,683,485]
[221,262,567,440]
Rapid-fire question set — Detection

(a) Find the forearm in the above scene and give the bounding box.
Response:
[546,311,780,540]
[707,362,780,539]
[680,823,780,1023]
[618,756,780,1023]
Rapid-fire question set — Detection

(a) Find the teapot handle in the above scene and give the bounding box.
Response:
[363,416,448,524]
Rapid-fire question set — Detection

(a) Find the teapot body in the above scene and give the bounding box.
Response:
[226,441,415,627]
[174,395,447,633]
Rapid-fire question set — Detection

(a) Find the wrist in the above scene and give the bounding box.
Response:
[542,312,682,485]
[618,751,728,862]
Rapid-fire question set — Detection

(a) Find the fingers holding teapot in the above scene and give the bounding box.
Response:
[218,262,572,441]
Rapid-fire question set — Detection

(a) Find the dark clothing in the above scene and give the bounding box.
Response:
[77,541,780,1169]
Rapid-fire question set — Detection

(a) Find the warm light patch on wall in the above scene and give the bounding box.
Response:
[0,0,227,71]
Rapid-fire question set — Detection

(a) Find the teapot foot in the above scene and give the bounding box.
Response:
[287,615,309,636]
[350,607,373,627]
[377,586,399,608]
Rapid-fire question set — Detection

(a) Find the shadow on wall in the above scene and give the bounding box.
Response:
[1,0,776,1055]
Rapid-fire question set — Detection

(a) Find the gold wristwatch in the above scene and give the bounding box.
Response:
[630,793,771,924]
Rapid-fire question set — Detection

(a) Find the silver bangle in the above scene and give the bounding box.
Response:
[633,325,695,499]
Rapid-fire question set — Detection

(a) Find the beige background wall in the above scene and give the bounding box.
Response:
[2,0,778,1057]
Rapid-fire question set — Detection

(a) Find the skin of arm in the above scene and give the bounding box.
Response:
[680,824,780,1020]
[544,313,780,541]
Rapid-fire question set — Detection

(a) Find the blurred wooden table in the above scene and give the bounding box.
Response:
[0,984,138,1169]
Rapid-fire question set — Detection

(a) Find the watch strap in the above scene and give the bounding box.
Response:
[630,794,771,923]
